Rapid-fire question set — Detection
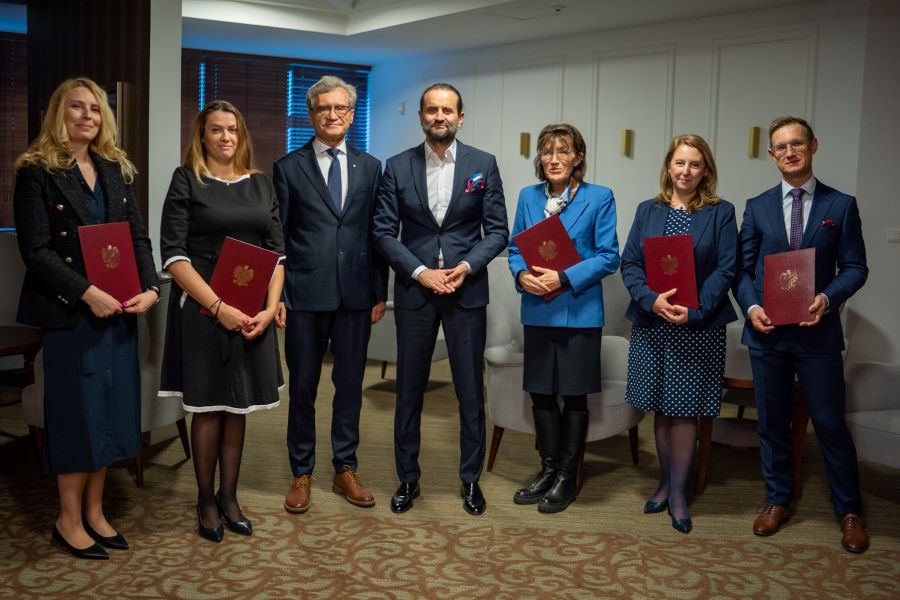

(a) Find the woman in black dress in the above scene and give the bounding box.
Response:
[14,77,160,559]
[621,134,738,533]
[160,101,284,543]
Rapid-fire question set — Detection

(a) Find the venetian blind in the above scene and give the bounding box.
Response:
[0,33,27,229]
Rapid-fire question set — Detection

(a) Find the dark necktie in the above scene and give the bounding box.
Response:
[326,147,342,212]
[788,188,804,250]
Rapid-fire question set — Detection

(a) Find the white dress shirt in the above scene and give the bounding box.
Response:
[313,137,348,209]
[780,176,817,240]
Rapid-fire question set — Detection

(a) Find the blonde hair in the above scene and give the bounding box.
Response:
[183,100,258,182]
[15,77,136,182]
[656,134,719,212]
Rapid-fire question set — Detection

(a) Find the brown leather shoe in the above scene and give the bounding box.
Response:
[332,467,375,507]
[284,475,312,513]
[840,513,869,553]
[753,504,789,536]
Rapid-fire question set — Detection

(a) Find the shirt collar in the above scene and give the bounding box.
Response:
[313,137,347,156]
[781,176,817,199]
[424,139,457,165]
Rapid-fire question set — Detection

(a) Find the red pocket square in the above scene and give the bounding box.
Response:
[821,219,836,228]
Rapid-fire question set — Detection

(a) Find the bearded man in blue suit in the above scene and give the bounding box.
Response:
[372,83,509,515]
[733,116,869,553]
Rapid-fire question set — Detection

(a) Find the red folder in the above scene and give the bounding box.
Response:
[764,247,815,326]
[512,214,581,301]
[643,234,699,309]
[201,237,280,317]
[78,222,141,303]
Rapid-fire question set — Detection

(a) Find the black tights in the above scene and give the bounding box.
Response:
[530,392,587,413]
[649,413,697,520]
[191,411,246,527]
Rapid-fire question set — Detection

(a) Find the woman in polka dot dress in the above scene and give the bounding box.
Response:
[621,134,738,533]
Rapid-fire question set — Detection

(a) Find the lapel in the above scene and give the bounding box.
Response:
[296,141,338,219]
[763,185,790,250]
[409,143,438,228]
[443,141,471,226]
[803,181,835,247]
[92,154,123,221]
[559,184,590,233]
[343,144,361,215]
[688,204,714,247]
[643,201,670,238]
[523,186,545,228]
[50,164,92,226]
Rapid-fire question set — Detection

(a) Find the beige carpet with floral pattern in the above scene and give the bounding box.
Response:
[1,355,898,599]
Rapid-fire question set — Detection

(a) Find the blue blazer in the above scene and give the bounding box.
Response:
[621,199,738,329]
[508,182,620,328]
[733,180,867,352]
[273,139,387,311]
[372,141,509,310]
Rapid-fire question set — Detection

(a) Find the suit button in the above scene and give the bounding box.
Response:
[64,256,73,264]
[60,231,67,238]
[56,204,64,211]
[122,197,128,204]
[339,250,344,255]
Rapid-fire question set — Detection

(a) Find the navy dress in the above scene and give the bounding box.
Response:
[41,170,141,474]
[625,208,726,417]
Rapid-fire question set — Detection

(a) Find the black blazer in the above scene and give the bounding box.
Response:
[273,139,387,311]
[13,154,159,328]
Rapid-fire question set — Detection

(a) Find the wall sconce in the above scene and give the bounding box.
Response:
[620,129,633,158]
[748,126,761,158]
[520,132,530,158]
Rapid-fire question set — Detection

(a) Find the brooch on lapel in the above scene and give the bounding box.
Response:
[821,219,836,228]
[465,173,485,193]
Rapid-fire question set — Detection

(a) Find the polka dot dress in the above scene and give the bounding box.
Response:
[625,208,726,417]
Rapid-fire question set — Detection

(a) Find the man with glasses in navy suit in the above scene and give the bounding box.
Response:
[734,116,869,553]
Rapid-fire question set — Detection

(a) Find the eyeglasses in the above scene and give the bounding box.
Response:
[539,148,574,159]
[312,104,353,117]
[770,139,809,156]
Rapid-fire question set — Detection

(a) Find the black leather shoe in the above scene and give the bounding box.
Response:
[643,498,669,514]
[196,504,224,543]
[217,492,252,536]
[83,520,129,550]
[461,482,486,516]
[668,507,693,534]
[390,483,420,513]
[52,526,109,560]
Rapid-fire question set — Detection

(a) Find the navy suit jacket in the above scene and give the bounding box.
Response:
[508,182,619,328]
[372,141,509,310]
[621,199,739,329]
[274,139,387,311]
[733,180,868,352]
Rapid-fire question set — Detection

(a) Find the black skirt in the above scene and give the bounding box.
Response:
[523,325,603,395]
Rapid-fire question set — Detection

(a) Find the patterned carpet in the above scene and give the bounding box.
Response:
[1,356,899,599]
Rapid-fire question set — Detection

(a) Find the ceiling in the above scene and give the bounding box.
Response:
[183,0,816,64]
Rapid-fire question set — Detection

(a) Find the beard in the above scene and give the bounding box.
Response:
[422,120,458,142]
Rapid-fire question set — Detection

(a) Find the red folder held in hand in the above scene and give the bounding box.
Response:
[643,234,698,309]
[512,214,581,301]
[201,237,280,318]
[764,248,815,326]
[78,222,141,304]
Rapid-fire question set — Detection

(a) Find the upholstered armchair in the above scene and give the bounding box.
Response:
[844,360,900,469]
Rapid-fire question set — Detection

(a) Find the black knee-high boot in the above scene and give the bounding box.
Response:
[538,409,588,513]
[513,407,561,504]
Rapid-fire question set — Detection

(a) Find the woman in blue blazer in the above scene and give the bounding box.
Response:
[621,134,738,533]
[507,123,620,513]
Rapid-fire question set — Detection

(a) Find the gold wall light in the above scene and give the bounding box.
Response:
[748,126,761,158]
[620,129,634,158]
[520,132,531,158]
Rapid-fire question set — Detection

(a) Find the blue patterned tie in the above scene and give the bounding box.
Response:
[789,188,804,250]
[326,147,342,212]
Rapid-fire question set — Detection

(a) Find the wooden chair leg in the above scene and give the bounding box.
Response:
[486,425,504,471]
[694,416,714,495]
[737,405,746,419]
[628,425,639,465]
[176,417,191,459]
[381,361,387,379]
[791,395,809,499]
[28,425,45,478]
[134,445,144,488]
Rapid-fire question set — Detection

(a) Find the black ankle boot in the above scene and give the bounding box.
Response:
[513,407,561,505]
[538,409,588,513]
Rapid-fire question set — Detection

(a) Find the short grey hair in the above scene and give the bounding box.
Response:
[306,76,357,112]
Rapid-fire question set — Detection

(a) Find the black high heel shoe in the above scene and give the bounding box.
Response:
[668,506,693,534]
[643,498,669,514]
[196,504,224,543]
[216,492,252,536]
[83,520,129,550]
[52,525,109,560]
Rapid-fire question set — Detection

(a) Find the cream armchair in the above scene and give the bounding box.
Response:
[844,361,900,469]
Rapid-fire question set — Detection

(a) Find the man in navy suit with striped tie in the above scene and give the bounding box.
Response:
[274,76,387,514]
[733,116,869,553]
